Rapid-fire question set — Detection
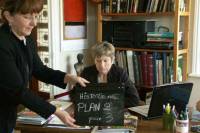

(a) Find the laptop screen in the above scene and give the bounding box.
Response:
[74,83,125,126]
[148,82,193,118]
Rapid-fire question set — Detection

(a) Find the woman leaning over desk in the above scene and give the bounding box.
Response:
[0,0,89,132]
[72,41,140,108]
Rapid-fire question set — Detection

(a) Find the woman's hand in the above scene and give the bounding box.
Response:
[54,108,79,127]
[196,100,200,111]
[64,74,89,87]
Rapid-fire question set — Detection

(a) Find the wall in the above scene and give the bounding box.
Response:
[49,1,96,98]
[188,77,200,107]
[187,0,200,108]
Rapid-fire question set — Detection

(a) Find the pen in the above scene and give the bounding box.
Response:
[163,104,166,113]
[183,109,188,120]
[171,105,177,118]
[179,114,184,120]
[165,103,171,114]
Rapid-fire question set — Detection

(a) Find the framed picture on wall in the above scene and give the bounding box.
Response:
[63,0,87,40]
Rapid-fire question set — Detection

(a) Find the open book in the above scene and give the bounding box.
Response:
[46,114,91,129]
[17,100,72,125]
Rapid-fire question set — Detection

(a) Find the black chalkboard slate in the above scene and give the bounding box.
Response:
[74,83,125,126]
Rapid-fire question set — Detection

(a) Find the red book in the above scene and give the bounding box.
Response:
[140,52,148,86]
[146,54,154,86]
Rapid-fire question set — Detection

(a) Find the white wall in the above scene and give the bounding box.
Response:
[187,0,200,108]
[188,77,200,107]
[49,0,96,98]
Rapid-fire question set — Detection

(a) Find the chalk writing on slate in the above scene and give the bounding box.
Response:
[74,83,124,126]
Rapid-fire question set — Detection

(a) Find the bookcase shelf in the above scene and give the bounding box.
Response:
[102,12,174,17]
[102,12,190,17]
[115,47,173,53]
[178,49,188,55]
[180,12,190,16]
[96,0,191,87]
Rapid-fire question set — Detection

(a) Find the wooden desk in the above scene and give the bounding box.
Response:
[16,118,199,133]
[137,118,200,133]
[137,118,171,133]
[15,123,91,133]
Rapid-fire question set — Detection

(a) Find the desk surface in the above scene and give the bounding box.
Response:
[16,118,199,133]
[137,118,171,133]
[15,124,91,133]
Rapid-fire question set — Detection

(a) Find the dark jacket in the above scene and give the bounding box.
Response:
[0,24,66,132]
[78,64,140,108]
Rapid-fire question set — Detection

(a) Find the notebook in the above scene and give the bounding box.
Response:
[128,82,193,119]
[74,83,125,126]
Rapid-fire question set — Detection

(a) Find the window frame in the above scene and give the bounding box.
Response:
[190,0,200,77]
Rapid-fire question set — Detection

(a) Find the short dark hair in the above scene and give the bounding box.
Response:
[1,0,44,23]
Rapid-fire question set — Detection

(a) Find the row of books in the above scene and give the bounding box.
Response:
[144,31,174,50]
[115,51,183,86]
[102,0,175,14]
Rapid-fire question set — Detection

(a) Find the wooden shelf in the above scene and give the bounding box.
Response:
[102,12,174,17]
[115,47,173,53]
[37,23,48,28]
[37,46,49,52]
[180,12,190,16]
[178,49,188,55]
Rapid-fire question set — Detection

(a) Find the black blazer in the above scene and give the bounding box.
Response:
[0,24,66,132]
[79,64,140,108]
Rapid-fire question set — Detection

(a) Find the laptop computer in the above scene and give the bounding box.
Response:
[128,82,193,119]
[74,83,125,126]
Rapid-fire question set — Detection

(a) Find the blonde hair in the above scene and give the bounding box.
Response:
[91,41,115,59]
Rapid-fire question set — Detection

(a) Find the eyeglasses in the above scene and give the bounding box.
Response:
[21,14,39,21]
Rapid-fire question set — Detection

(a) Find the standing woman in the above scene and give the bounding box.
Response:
[0,0,89,132]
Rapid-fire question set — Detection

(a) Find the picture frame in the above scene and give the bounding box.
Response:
[63,0,87,40]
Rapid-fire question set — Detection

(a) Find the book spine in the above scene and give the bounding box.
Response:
[146,53,154,86]
[162,53,167,84]
[132,52,140,85]
[140,52,148,85]
[152,52,157,85]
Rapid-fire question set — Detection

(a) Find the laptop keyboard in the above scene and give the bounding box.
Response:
[128,105,150,117]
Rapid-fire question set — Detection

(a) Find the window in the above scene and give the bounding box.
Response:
[191,0,200,76]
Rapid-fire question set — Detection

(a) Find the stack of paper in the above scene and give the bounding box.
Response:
[50,100,72,111]
[17,110,52,125]
[17,100,72,125]
[47,114,91,130]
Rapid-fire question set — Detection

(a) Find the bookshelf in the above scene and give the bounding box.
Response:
[96,0,191,88]
[30,0,52,99]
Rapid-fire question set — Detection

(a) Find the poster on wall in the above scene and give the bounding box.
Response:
[63,0,86,40]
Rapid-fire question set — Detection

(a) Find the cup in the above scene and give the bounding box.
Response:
[175,119,189,133]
